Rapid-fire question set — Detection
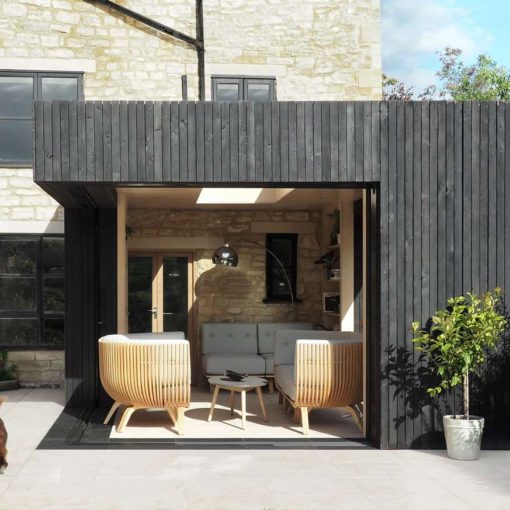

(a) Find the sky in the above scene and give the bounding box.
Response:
[381,0,510,93]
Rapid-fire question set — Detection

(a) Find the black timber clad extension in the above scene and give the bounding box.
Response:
[34,101,510,449]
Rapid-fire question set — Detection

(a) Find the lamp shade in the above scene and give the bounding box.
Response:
[212,244,239,267]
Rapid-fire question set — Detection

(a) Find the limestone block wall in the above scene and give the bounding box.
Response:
[6,350,64,388]
[0,169,64,231]
[127,209,323,326]
[1,0,381,103]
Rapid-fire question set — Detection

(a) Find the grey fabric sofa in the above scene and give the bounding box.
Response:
[201,322,314,391]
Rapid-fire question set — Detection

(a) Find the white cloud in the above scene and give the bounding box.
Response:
[382,0,493,92]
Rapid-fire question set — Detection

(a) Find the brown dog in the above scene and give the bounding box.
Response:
[0,397,7,471]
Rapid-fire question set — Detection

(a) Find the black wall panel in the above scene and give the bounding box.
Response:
[40,101,510,447]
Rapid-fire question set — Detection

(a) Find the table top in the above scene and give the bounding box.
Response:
[208,375,267,389]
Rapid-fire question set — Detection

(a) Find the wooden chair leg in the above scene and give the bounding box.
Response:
[348,403,363,431]
[293,407,301,424]
[208,385,220,422]
[167,407,177,425]
[241,390,246,429]
[256,386,268,422]
[229,390,236,416]
[177,407,185,436]
[278,391,283,405]
[117,406,138,433]
[103,401,121,425]
[268,379,274,394]
[300,407,309,435]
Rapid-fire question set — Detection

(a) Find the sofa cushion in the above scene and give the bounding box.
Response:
[202,353,266,375]
[274,364,296,401]
[257,322,314,354]
[261,353,274,375]
[274,331,362,366]
[201,323,258,354]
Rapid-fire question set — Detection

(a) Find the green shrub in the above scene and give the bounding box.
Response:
[0,349,17,381]
[412,288,507,419]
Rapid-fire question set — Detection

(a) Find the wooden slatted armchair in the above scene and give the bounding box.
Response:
[99,333,191,435]
[274,330,363,435]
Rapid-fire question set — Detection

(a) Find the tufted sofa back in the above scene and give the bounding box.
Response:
[201,323,258,354]
[256,322,314,354]
[274,330,362,366]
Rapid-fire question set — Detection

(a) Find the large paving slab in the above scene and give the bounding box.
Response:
[0,388,509,509]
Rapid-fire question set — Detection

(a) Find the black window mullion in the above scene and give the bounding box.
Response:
[35,72,42,101]
[37,235,44,347]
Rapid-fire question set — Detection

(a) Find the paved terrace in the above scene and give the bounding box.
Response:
[0,388,509,510]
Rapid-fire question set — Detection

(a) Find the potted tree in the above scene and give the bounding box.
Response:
[412,288,507,461]
[0,349,18,391]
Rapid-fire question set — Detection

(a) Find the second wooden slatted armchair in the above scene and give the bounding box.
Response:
[274,330,363,435]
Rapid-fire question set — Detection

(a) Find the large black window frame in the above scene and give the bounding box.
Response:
[264,233,298,303]
[0,234,65,349]
[0,71,84,167]
[212,76,277,101]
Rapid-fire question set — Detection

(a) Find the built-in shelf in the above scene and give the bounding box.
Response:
[327,244,340,250]
[324,277,340,282]
[323,311,340,316]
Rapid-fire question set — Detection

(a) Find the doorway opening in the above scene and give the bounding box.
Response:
[112,185,379,444]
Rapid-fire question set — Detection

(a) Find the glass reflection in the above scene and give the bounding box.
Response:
[217,83,240,101]
[247,83,271,101]
[0,120,32,161]
[0,318,38,346]
[41,77,78,101]
[0,76,33,117]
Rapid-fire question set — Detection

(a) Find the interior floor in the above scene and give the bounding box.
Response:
[109,387,362,440]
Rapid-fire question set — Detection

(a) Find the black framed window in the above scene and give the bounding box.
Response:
[264,233,297,302]
[0,235,64,349]
[212,76,276,101]
[0,71,83,166]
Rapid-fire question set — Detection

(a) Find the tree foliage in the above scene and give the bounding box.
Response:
[412,289,507,419]
[382,74,414,101]
[383,47,510,101]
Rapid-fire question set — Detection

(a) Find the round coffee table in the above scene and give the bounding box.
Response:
[207,376,268,429]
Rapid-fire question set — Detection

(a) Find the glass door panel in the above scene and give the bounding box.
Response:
[162,256,189,336]
[128,256,153,333]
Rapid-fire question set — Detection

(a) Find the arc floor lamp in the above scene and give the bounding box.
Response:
[212,240,295,321]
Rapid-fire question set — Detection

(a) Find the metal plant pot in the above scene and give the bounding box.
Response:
[443,415,484,461]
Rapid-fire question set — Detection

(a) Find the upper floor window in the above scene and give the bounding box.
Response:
[212,76,276,101]
[0,71,83,166]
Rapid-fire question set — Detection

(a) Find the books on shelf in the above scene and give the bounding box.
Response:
[328,268,340,280]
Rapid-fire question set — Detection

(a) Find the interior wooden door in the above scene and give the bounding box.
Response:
[127,253,193,337]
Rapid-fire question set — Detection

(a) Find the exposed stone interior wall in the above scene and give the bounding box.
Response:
[127,209,323,326]
[6,350,64,388]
